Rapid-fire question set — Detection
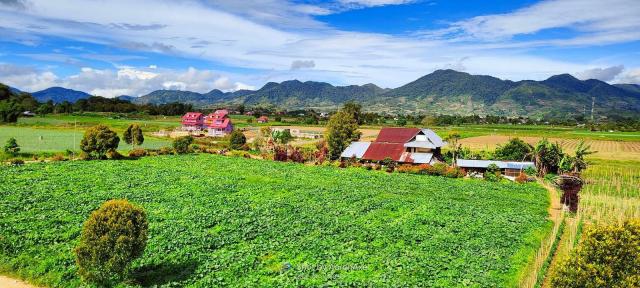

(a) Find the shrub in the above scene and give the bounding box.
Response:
[229,130,247,150]
[51,154,66,162]
[173,136,194,154]
[158,146,173,155]
[123,124,144,148]
[3,137,20,155]
[273,146,287,162]
[75,200,148,286]
[107,150,125,160]
[289,147,305,163]
[9,158,24,165]
[444,166,465,178]
[128,148,147,158]
[80,125,120,159]
[550,219,640,288]
[524,166,537,176]
[431,163,448,176]
[515,172,528,183]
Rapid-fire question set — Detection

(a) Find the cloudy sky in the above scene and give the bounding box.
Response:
[0,0,639,97]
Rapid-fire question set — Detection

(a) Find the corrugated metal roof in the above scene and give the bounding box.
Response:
[456,159,534,169]
[421,129,444,147]
[362,142,405,161]
[409,152,433,164]
[340,142,371,159]
[375,127,420,143]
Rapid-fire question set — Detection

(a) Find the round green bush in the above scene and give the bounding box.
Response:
[75,199,148,286]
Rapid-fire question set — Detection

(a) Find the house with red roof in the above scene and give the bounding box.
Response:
[181,112,204,131]
[257,116,269,123]
[204,109,233,136]
[341,127,446,164]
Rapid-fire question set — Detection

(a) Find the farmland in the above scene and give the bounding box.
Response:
[0,154,550,287]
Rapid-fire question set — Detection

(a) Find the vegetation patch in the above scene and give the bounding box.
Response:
[0,154,550,287]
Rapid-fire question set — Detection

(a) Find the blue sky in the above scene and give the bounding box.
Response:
[0,0,639,97]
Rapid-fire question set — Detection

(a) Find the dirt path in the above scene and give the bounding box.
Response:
[520,181,564,287]
[0,276,41,288]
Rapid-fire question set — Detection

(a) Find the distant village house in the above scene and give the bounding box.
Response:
[257,116,269,123]
[181,109,233,136]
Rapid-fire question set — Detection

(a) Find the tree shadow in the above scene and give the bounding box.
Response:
[131,260,198,286]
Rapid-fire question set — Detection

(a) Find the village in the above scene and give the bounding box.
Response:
[169,109,535,181]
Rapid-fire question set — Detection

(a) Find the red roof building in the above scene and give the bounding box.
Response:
[181,112,204,131]
[257,116,269,123]
[342,127,445,164]
[204,109,233,136]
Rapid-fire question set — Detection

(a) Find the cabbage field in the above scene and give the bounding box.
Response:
[0,155,550,287]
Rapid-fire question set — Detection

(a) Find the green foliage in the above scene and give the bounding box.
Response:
[80,125,120,159]
[75,199,148,286]
[0,154,550,287]
[229,130,247,150]
[3,137,20,155]
[325,110,361,159]
[550,219,640,288]
[0,83,39,123]
[533,138,565,176]
[494,138,533,161]
[272,130,293,144]
[524,166,537,176]
[172,136,193,154]
[484,163,502,181]
[123,124,144,147]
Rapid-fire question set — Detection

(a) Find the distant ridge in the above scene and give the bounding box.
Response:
[32,87,91,103]
[8,69,640,118]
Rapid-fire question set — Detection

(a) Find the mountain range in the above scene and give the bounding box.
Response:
[10,70,640,118]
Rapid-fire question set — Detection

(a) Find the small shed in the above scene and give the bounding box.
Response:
[456,159,535,177]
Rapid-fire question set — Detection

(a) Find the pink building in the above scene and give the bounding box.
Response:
[181,112,204,131]
[205,109,233,136]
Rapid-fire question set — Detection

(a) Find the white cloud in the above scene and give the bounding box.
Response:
[445,0,640,42]
[575,65,625,81]
[337,0,415,7]
[0,64,254,97]
[615,69,640,85]
[0,0,638,89]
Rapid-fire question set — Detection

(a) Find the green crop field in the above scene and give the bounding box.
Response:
[0,126,170,153]
[0,155,550,287]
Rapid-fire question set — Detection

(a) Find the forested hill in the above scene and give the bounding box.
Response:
[8,69,640,118]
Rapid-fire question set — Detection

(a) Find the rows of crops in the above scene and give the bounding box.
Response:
[0,155,550,287]
[579,160,640,224]
[458,135,640,161]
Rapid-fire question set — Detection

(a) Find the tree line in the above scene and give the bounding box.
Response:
[0,83,193,123]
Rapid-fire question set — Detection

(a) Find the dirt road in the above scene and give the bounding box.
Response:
[0,276,40,288]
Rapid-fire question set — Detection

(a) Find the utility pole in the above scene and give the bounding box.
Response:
[590,96,595,122]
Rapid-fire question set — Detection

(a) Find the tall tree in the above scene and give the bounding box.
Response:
[445,132,462,166]
[325,110,361,159]
[123,124,144,148]
[494,138,533,161]
[341,101,363,125]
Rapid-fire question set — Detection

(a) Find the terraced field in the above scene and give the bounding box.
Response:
[0,155,550,287]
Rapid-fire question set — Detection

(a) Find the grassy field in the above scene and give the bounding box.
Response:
[0,126,170,153]
[0,154,551,287]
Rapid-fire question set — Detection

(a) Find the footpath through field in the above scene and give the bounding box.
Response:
[0,275,40,288]
[520,181,565,287]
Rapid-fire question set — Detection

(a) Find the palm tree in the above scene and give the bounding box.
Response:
[572,140,595,173]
